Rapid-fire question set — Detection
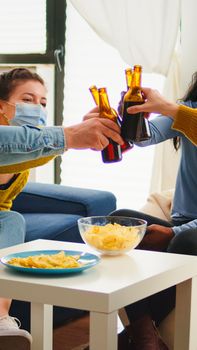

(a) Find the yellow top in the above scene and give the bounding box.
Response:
[0,170,29,210]
[0,155,55,174]
[172,104,197,146]
[0,155,55,210]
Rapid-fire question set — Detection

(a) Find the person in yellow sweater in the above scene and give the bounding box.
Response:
[0,68,53,349]
[127,86,197,145]
[0,67,124,350]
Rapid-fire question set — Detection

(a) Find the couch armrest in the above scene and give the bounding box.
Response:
[12,182,117,217]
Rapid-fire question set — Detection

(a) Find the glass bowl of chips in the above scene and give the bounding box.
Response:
[78,216,147,255]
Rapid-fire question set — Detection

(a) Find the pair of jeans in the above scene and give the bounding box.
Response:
[0,211,26,248]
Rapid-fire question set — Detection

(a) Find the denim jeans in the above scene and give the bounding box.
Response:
[0,211,26,248]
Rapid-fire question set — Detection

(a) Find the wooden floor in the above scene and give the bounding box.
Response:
[53,314,89,350]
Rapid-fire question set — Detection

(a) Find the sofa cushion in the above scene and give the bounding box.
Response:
[13,182,117,217]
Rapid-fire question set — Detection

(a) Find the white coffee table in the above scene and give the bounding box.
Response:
[0,239,197,350]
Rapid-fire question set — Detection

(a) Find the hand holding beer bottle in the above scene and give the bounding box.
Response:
[121,65,151,142]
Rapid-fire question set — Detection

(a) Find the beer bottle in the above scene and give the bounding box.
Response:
[117,68,133,118]
[89,85,99,106]
[89,86,132,158]
[97,87,122,163]
[90,85,119,122]
[121,65,151,142]
[125,67,133,90]
[118,67,133,120]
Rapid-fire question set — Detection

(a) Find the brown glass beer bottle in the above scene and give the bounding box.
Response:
[89,86,132,157]
[121,65,151,142]
[90,85,118,122]
[89,85,99,106]
[117,67,133,120]
[98,87,122,163]
[125,67,133,90]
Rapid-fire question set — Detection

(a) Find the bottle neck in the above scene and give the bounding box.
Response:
[98,88,115,120]
[125,68,133,90]
[132,70,141,90]
[89,85,99,106]
[124,66,144,102]
[90,86,117,122]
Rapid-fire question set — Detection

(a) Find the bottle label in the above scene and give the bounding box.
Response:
[121,141,133,153]
[102,139,122,163]
[121,101,151,142]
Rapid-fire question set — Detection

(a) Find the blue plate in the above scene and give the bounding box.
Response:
[0,250,100,275]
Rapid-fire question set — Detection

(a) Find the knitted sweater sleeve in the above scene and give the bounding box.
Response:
[172,104,197,145]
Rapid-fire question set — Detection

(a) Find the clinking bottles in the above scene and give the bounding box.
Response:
[89,86,132,162]
[121,65,151,142]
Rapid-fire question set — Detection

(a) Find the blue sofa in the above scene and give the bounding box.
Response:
[10,182,117,331]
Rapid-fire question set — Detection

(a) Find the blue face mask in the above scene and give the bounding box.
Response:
[9,103,47,127]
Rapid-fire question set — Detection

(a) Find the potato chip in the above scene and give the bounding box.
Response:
[84,223,140,251]
[8,251,81,269]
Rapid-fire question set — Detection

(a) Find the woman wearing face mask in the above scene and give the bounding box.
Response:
[0,68,123,350]
[0,68,54,349]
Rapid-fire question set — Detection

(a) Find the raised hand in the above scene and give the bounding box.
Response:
[64,115,124,151]
[127,88,178,117]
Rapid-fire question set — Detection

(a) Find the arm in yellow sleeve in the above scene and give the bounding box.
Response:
[172,104,197,146]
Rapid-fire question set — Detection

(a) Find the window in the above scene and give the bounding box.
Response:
[0,0,46,54]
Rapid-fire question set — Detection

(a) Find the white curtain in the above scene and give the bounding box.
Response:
[70,0,180,76]
[150,50,182,193]
[69,0,181,193]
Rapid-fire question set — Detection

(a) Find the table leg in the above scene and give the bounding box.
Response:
[30,303,53,350]
[89,310,117,350]
[174,276,197,350]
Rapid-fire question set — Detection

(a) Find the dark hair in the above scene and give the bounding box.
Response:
[173,71,197,150]
[0,68,45,101]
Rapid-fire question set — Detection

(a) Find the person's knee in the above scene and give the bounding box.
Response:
[167,229,197,255]
[0,211,26,248]
[11,211,26,230]
[110,209,141,217]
